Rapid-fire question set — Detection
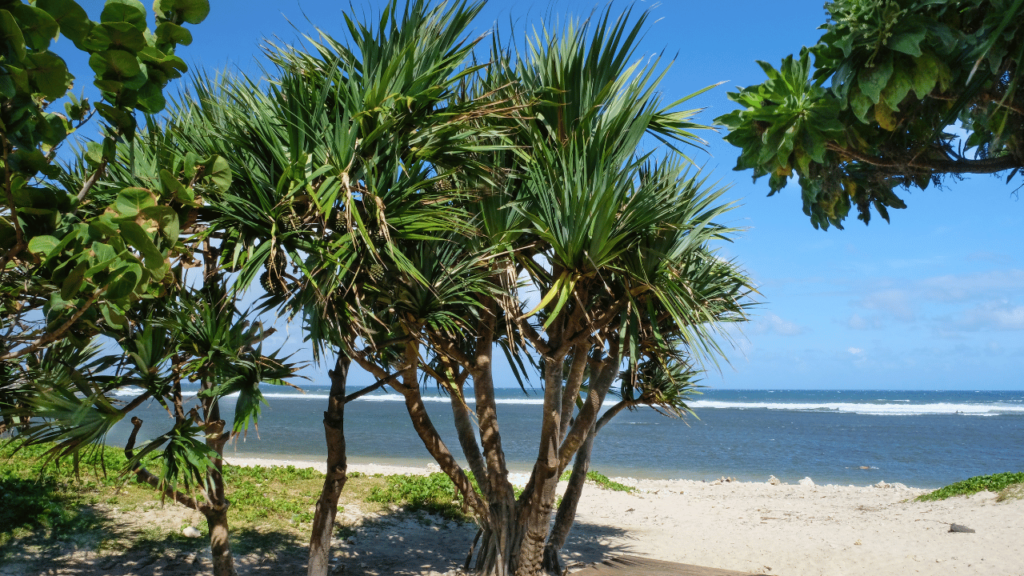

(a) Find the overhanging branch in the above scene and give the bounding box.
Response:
[827,142,1020,175]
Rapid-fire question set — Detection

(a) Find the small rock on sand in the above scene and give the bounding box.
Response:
[182,526,202,538]
[768,475,782,486]
[799,477,815,487]
[949,523,976,533]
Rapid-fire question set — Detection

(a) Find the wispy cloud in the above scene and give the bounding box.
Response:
[956,300,1024,331]
[855,289,916,322]
[753,313,807,336]
[848,313,884,330]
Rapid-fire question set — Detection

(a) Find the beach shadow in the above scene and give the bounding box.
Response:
[1,498,307,576]
[3,493,633,575]
[558,520,634,570]
[331,510,479,576]
[330,510,635,576]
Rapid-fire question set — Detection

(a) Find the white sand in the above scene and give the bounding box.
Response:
[225,457,1024,575]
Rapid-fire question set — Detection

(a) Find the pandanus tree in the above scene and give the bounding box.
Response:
[335,8,756,575]
[139,2,508,573]
[103,3,754,576]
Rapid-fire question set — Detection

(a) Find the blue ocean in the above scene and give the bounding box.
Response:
[106,388,1024,489]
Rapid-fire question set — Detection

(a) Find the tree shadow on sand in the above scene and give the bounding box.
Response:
[3,502,634,575]
[1,500,305,576]
[329,513,632,576]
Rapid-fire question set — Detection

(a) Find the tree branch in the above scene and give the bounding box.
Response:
[826,142,1020,175]
[124,416,206,511]
[343,375,395,403]
[76,164,105,202]
[0,289,105,361]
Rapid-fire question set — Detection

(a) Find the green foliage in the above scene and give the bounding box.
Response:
[558,469,635,493]
[366,472,479,521]
[0,441,131,551]
[0,0,216,363]
[716,0,1024,229]
[916,472,1024,501]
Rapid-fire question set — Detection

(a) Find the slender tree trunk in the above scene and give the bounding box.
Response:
[202,417,237,576]
[516,355,567,575]
[542,399,629,573]
[557,348,588,444]
[200,244,237,576]
[449,378,489,490]
[398,340,489,519]
[206,503,236,576]
[465,300,520,576]
[307,352,351,576]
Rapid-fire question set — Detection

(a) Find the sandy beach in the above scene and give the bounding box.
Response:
[216,457,1024,576]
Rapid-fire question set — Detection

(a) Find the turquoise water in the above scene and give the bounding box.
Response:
[105,389,1024,488]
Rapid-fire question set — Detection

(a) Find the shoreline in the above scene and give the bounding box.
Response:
[223,455,935,490]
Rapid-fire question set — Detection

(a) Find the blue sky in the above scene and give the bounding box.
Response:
[65,1,1023,389]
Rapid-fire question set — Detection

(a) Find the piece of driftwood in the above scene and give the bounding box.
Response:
[571,555,767,576]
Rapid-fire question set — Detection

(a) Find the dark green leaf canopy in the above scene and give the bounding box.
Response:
[716,0,1023,229]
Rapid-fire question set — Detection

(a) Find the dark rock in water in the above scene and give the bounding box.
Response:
[949,523,976,533]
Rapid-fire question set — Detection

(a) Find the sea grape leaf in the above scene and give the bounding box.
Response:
[101,302,127,329]
[0,9,27,62]
[100,0,147,31]
[118,221,164,271]
[104,262,142,299]
[98,21,148,51]
[881,67,913,112]
[911,53,939,99]
[28,235,59,256]
[856,53,893,104]
[25,52,71,100]
[37,0,92,47]
[154,0,210,25]
[114,187,158,217]
[136,80,166,113]
[89,49,142,78]
[888,28,927,57]
[141,205,178,240]
[154,21,192,45]
[204,155,231,192]
[9,4,58,51]
[61,261,89,300]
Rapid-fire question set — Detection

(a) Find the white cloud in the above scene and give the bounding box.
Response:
[753,313,806,336]
[847,347,863,355]
[956,300,1024,331]
[848,313,884,330]
[919,269,1024,302]
[855,289,916,322]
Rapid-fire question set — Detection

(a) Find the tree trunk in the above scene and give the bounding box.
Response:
[399,340,489,519]
[542,399,629,573]
[465,300,520,576]
[307,352,351,576]
[205,503,237,576]
[450,379,489,491]
[199,417,237,576]
[515,355,567,575]
[197,245,237,576]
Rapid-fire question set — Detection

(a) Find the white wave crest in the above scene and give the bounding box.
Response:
[688,400,1024,416]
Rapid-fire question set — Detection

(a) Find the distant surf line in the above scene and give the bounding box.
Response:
[109,389,1024,415]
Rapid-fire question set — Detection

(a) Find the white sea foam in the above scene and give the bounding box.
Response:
[109,389,1023,415]
[687,400,1024,416]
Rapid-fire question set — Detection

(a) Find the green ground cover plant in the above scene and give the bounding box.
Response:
[916,472,1024,501]
[559,470,635,494]
[0,442,469,561]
